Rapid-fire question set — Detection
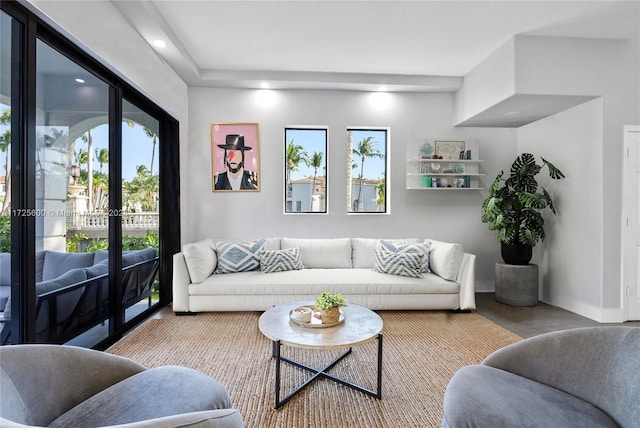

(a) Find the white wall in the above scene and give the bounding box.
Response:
[515,33,639,321]
[518,99,604,317]
[454,38,516,125]
[187,88,516,290]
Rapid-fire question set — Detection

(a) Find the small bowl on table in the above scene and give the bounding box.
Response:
[291,306,312,323]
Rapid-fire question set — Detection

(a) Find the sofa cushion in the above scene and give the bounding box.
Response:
[380,240,431,273]
[373,249,423,278]
[0,253,10,287]
[443,365,617,428]
[93,250,108,264]
[85,259,109,279]
[424,239,464,281]
[35,250,47,282]
[122,248,157,267]
[42,251,95,282]
[190,268,459,296]
[49,366,233,428]
[260,247,304,273]
[182,239,216,283]
[281,237,352,268]
[215,239,265,274]
[352,238,418,269]
[36,267,87,331]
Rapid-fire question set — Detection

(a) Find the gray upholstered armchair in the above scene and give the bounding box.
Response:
[0,345,244,427]
[442,326,640,428]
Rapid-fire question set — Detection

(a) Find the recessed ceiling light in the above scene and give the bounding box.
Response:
[75,78,85,84]
[260,82,270,89]
[378,86,388,92]
[152,39,167,49]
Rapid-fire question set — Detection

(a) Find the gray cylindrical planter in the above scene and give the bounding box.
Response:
[495,263,539,306]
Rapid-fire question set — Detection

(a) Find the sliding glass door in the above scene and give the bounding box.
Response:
[0,1,178,348]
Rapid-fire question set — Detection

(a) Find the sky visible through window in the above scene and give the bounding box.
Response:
[350,129,387,181]
[0,103,157,182]
[285,128,386,181]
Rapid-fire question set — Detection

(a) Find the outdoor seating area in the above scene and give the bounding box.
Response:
[0,248,158,345]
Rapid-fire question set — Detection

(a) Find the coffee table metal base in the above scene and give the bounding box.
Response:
[272,333,383,409]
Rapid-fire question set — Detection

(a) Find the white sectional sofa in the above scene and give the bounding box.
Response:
[172,237,476,313]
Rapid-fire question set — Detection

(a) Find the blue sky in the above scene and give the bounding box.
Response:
[0,103,157,182]
[285,128,387,180]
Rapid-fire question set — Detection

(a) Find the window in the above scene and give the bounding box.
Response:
[284,127,327,214]
[347,128,389,213]
[0,1,179,347]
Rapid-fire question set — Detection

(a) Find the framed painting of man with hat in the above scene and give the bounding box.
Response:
[211,123,260,191]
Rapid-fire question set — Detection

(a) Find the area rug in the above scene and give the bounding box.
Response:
[108,310,521,427]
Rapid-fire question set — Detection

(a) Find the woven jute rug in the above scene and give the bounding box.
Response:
[108,310,521,428]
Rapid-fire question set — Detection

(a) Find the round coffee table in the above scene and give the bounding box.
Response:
[259,301,383,409]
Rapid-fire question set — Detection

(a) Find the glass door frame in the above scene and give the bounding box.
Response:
[2,1,180,348]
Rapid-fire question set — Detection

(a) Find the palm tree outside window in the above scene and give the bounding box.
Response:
[347,128,389,213]
[284,127,327,214]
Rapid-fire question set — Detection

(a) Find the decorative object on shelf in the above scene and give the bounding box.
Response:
[435,141,465,160]
[481,153,565,265]
[314,291,348,324]
[419,142,434,159]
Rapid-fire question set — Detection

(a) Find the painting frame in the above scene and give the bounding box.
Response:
[211,122,260,192]
[435,140,465,160]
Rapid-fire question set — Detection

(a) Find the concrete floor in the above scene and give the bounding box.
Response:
[475,292,640,338]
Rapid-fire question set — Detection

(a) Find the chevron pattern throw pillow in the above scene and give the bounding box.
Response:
[373,248,424,278]
[380,240,431,273]
[215,239,265,274]
[260,247,304,273]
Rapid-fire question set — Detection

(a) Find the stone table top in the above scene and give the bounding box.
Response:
[258,301,383,350]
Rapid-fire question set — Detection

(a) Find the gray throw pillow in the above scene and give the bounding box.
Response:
[380,240,431,273]
[260,247,304,273]
[373,248,423,278]
[215,239,265,274]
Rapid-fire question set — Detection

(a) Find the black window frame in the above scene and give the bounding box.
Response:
[1,1,180,349]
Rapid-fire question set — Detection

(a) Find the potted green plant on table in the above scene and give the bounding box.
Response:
[314,291,348,324]
[481,153,565,265]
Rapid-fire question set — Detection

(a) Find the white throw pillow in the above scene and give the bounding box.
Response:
[182,239,216,284]
[373,248,423,278]
[425,239,464,281]
[281,238,352,268]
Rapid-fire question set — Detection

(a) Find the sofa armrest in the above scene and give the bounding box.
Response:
[101,409,244,428]
[172,253,191,312]
[0,345,146,426]
[456,253,476,310]
[482,327,639,410]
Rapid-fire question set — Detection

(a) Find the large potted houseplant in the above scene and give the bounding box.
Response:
[481,153,565,265]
